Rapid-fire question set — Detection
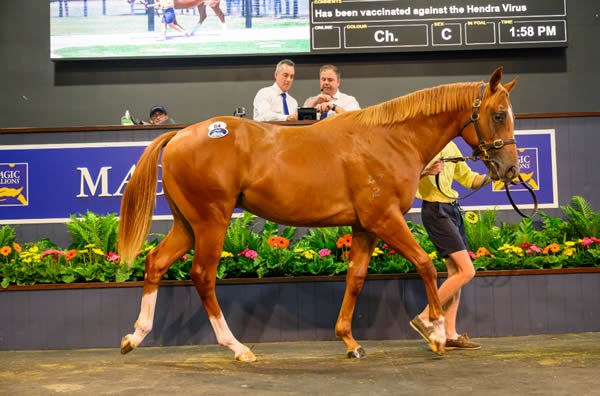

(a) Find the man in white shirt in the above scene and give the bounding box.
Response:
[253,59,298,121]
[303,64,360,119]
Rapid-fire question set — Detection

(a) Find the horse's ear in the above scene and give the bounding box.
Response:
[489,67,503,93]
[503,76,518,92]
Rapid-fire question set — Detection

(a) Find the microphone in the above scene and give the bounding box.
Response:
[233,107,246,117]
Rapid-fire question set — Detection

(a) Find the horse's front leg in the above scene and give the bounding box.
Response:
[335,228,377,358]
[374,209,446,355]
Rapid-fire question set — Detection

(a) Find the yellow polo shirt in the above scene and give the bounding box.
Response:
[416,141,479,203]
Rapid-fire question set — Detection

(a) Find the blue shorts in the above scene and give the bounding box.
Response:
[162,8,175,24]
[421,201,468,258]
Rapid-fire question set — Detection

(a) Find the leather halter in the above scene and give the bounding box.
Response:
[434,83,538,218]
[458,83,516,162]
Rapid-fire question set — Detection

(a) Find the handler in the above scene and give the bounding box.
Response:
[410,141,491,350]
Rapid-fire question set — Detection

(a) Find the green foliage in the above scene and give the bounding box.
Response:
[464,210,501,251]
[0,225,16,247]
[2,196,600,287]
[512,218,539,247]
[67,211,119,253]
[561,196,599,239]
[222,212,261,253]
[537,212,567,246]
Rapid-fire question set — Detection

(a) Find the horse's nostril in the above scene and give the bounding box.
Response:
[507,166,518,179]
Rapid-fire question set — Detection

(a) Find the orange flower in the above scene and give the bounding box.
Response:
[343,234,352,247]
[267,236,290,249]
[543,243,561,254]
[12,243,22,253]
[0,246,11,256]
[337,234,353,249]
[340,250,351,262]
[267,236,277,248]
[64,249,77,261]
[277,237,290,248]
[476,247,493,258]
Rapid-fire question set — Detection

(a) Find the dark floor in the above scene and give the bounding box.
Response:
[0,333,599,395]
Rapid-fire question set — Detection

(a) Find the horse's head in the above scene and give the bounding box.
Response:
[460,67,519,184]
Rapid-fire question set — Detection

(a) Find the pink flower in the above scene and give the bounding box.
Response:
[40,249,64,258]
[318,248,331,257]
[244,249,258,259]
[238,248,258,259]
[106,252,120,263]
[526,245,542,254]
[521,243,534,249]
[382,244,389,249]
[181,255,188,260]
[591,237,600,244]
[468,251,477,260]
[582,237,594,247]
[386,249,397,256]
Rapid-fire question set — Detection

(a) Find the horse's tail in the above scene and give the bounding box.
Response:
[118,130,179,267]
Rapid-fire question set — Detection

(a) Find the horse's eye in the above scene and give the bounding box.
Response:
[494,112,506,122]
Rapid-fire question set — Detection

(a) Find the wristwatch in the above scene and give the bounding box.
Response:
[331,103,337,111]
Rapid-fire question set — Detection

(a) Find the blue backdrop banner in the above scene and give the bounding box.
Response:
[412,129,558,211]
[0,130,557,224]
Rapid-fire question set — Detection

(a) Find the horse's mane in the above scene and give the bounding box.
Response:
[338,81,485,127]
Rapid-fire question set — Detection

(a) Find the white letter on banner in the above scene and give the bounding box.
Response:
[113,165,136,197]
[77,167,113,197]
[113,165,164,197]
[157,165,164,196]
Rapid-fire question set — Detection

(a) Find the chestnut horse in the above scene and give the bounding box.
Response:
[130,0,225,26]
[119,68,518,361]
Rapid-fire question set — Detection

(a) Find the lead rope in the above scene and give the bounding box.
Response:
[434,157,489,201]
[504,175,538,218]
[434,157,538,218]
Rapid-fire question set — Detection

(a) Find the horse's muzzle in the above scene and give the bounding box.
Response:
[505,165,519,181]
[487,160,519,184]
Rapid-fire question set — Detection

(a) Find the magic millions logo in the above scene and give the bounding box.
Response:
[492,148,539,191]
[0,163,29,206]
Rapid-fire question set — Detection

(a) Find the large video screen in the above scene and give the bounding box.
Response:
[50,0,567,60]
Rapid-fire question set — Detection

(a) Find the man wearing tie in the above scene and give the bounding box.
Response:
[253,59,298,121]
[303,64,360,119]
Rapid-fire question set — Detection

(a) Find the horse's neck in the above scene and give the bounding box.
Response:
[397,112,464,166]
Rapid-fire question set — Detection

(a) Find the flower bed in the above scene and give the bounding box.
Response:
[1,196,599,288]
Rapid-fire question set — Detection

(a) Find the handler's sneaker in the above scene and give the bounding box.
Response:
[409,315,433,343]
[446,333,481,350]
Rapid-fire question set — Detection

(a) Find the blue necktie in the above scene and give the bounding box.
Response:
[281,93,289,115]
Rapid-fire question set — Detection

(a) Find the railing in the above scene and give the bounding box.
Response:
[1,112,598,134]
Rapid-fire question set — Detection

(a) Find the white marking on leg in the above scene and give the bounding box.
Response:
[429,316,446,346]
[128,290,158,348]
[209,315,251,358]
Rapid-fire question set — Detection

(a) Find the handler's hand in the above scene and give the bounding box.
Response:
[421,159,444,177]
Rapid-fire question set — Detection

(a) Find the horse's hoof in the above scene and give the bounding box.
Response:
[236,350,257,362]
[429,340,445,356]
[121,335,135,355]
[346,347,366,359]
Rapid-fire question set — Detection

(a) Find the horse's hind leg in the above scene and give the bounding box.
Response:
[190,222,256,362]
[335,227,377,358]
[120,217,193,354]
